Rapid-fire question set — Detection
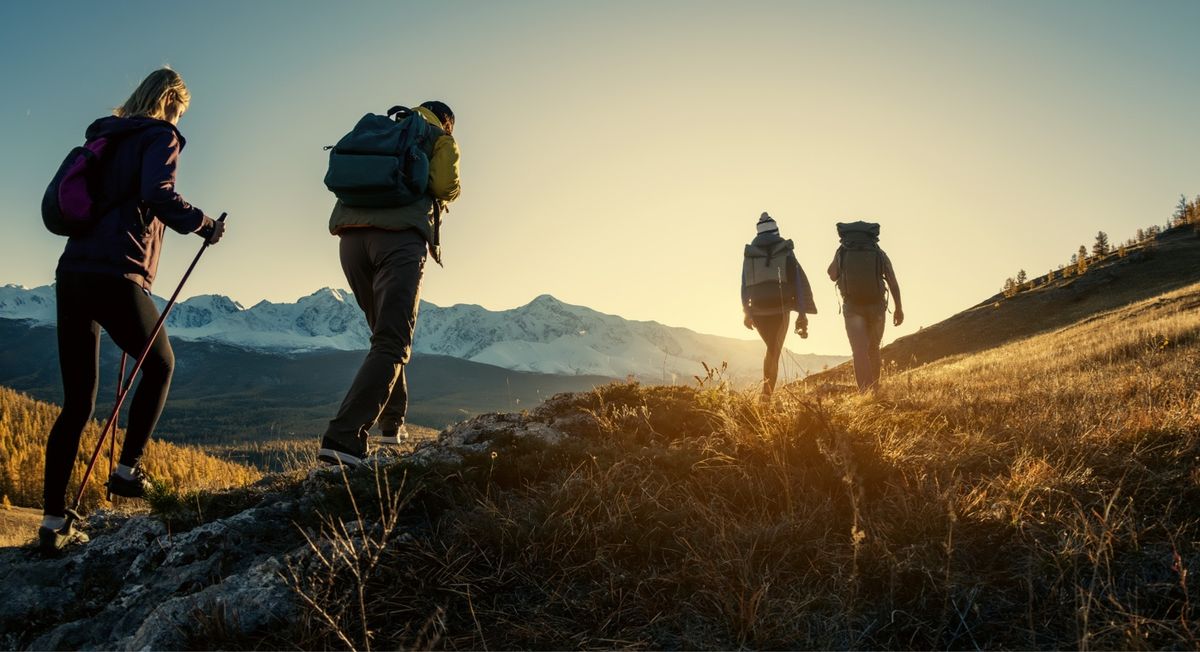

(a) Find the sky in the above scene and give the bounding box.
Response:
[1,0,1197,356]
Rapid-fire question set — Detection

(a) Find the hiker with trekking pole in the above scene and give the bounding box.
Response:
[37,68,226,554]
[741,212,818,399]
[828,221,903,392]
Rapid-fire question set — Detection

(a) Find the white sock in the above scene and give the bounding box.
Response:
[115,464,137,481]
[42,515,66,530]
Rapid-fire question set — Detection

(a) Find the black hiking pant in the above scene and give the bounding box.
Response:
[43,272,175,517]
[322,228,426,453]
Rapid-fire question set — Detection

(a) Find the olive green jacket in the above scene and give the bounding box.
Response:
[328,106,461,264]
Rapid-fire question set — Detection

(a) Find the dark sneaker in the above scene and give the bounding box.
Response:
[379,424,409,446]
[38,521,89,555]
[106,467,154,499]
[318,435,367,467]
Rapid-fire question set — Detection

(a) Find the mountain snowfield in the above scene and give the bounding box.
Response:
[0,284,845,382]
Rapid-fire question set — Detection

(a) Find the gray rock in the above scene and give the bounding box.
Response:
[1,406,584,649]
[9,499,305,650]
[121,555,298,651]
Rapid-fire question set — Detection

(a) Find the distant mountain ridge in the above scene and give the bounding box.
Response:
[0,317,612,439]
[0,285,845,382]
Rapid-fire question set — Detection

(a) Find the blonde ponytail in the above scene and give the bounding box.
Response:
[114,67,190,121]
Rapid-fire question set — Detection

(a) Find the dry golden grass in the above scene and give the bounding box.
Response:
[208,425,440,473]
[264,282,1200,650]
[0,505,40,547]
[80,282,1188,650]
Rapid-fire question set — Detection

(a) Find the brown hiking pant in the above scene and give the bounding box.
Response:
[322,228,427,450]
[844,302,886,391]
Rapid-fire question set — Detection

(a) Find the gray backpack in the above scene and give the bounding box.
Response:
[835,222,886,305]
[743,240,797,311]
[323,107,435,208]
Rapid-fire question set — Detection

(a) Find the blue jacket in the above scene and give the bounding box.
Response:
[56,116,212,291]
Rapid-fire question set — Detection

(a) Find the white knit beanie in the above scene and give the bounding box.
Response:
[756,212,779,234]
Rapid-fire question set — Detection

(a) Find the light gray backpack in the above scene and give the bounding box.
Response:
[743,239,797,311]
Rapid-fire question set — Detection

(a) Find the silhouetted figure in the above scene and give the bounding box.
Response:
[741,213,817,397]
[41,68,224,553]
[827,221,903,391]
[319,101,461,467]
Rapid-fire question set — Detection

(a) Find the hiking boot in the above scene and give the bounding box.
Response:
[318,434,367,468]
[38,521,89,555]
[379,424,409,446]
[106,467,154,499]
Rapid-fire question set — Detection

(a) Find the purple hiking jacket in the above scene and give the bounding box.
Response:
[56,116,212,291]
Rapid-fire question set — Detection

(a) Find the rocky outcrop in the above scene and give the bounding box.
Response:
[408,409,570,466]
[0,499,303,650]
[0,400,582,650]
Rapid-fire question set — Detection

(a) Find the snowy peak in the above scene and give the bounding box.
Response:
[168,295,244,329]
[526,294,566,309]
[0,284,56,323]
[301,287,353,305]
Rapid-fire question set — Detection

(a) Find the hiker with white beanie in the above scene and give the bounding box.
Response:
[740,212,817,397]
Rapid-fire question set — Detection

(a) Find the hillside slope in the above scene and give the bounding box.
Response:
[818,225,1199,384]
[0,386,260,510]
[1,281,1197,649]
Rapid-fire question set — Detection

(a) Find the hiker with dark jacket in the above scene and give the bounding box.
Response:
[319,101,461,466]
[827,221,903,392]
[41,68,224,552]
[742,213,817,397]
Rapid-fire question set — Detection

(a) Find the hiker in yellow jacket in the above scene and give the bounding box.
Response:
[321,101,460,466]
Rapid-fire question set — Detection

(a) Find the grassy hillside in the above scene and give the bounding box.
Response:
[0,386,260,511]
[0,505,39,547]
[814,224,1200,386]
[77,280,1198,649]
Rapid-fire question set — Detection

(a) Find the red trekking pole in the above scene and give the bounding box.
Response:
[105,353,127,502]
[63,213,227,530]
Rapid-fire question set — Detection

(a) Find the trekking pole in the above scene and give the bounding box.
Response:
[105,353,127,502]
[64,213,228,529]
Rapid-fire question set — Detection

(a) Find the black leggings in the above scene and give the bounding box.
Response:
[43,272,174,516]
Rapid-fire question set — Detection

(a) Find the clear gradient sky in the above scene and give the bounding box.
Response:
[1,1,1197,356]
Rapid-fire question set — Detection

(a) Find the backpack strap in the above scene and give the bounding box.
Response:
[877,248,890,311]
[387,105,412,121]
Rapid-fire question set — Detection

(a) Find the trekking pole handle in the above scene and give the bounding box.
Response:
[205,212,228,246]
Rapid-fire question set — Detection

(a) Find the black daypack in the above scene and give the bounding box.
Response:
[324,106,434,208]
[835,221,886,305]
[743,240,797,311]
[42,137,121,236]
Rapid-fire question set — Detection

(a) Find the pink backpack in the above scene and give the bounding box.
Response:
[42,138,117,236]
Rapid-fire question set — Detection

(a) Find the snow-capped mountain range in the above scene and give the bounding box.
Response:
[0,284,846,382]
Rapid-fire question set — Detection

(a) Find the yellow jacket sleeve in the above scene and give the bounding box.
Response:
[429,134,461,202]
